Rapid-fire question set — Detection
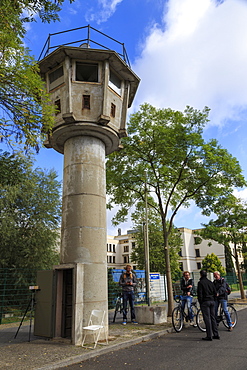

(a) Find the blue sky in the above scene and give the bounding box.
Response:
[22,0,247,234]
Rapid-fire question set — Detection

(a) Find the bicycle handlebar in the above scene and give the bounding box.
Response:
[174,295,182,303]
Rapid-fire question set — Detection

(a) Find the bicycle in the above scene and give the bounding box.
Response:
[172,295,199,332]
[197,302,237,332]
[112,293,129,323]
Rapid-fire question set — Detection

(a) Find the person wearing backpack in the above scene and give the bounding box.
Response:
[213,271,233,331]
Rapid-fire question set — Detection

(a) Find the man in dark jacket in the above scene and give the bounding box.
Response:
[197,270,219,341]
[119,265,138,325]
[213,271,232,331]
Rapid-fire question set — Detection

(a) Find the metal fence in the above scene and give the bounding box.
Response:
[0,268,37,325]
[1,268,246,325]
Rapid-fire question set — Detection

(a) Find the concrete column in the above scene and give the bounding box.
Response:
[61,135,108,344]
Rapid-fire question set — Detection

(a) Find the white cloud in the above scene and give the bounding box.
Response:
[133,0,247,126]
[233,188,247,201]
[86,0,123,24]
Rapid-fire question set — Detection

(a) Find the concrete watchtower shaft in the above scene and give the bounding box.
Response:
[39,27,140,345]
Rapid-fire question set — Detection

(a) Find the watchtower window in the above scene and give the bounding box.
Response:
[76,62,98,82]
[49,66,63,84]
[55,99,61,115]
[109,70,121,95]
[110,103,116,117]
[82,95,90,109]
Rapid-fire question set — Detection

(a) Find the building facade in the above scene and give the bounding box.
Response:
[107,227,244,273]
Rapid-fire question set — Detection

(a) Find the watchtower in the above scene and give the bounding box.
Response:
[36,26,140,345]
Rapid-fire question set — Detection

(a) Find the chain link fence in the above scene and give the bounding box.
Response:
[0,268,37,325]
[1,268,246,325]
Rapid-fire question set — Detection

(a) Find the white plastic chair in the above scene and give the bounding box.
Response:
[82,310,108,349]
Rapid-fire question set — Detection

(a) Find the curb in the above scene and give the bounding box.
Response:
[36,327,174,370]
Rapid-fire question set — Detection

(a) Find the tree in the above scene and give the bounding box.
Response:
[0,151,61,271]
[131,201,182,279]
[106,104,246,315]
[201,253,225,275]
[199,195,247,299]
[0,0,74,151]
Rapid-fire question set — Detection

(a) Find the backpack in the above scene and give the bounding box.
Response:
[225,281,231,295]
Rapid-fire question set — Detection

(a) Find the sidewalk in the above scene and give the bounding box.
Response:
[0,297,246,370]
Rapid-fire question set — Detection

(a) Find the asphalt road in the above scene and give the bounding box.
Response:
[61,308,247,370]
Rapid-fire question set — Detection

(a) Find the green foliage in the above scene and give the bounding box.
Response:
[106,103,246,313]
[200,195,247,298]
[107,104,245,226]
[0,0,74,152]
[194,236,202,245]
[202,253,225,275]
[0,151,61,270]
[200,195,247,271]
[131,202,182,279]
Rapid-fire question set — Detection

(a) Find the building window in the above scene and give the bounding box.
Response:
[178,248,182,257]
[179,262,183,271]
[82,95,90,109]
[124,246,129,253]
[76,62,98,82]
[132,242,136,249]
[195,249,200,257]
[113,256,115,263]
[110,103,116,117]
[109,244,112,252]
[108,70,121,95]
[49,66,63,84]
[55,99,61,115]
[197,262,201,270]
[109,256,112,263]
[123,256,129,264]
[113,244,116,253]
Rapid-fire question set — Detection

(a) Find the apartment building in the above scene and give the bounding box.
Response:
[107,227,244,273]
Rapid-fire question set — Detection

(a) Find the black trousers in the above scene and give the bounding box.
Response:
[123,291,136,320]
[201,300,219,338]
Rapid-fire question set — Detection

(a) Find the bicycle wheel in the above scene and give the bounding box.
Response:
[196,308,206,332]
[222,304,237,328]
[113,299,121,323]
[172,306,183,332]
[191,304,199,327]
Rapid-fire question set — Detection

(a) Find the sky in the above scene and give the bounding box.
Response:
[22,0,247,235]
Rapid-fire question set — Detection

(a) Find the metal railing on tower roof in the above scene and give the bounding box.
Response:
[38,24,131,67]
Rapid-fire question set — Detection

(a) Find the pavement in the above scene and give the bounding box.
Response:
[0,292,246,370]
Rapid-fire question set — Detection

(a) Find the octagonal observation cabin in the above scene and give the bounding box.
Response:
[38,25,140,155]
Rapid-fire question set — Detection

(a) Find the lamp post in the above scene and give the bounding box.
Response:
[144,173,150,306]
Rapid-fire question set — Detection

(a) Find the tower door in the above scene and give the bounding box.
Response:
[62,268,73,338]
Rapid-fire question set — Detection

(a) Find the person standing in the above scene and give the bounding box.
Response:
[197,270,220,341]
[213,271,233,331]
[119,264,138,325]
[180,271,194,324]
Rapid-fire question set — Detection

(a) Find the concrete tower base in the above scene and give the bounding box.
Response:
[60,136,108,345]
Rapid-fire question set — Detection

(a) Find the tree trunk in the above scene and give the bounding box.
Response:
[163,234,174,316]
[234,243,245,299]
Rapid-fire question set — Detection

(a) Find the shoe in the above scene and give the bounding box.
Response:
[213,335,220,339]
[132,320,138,324]
[202,337,212,341]
[122,321,127,325]
[190,320,195,326]
[228,327,233,331]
